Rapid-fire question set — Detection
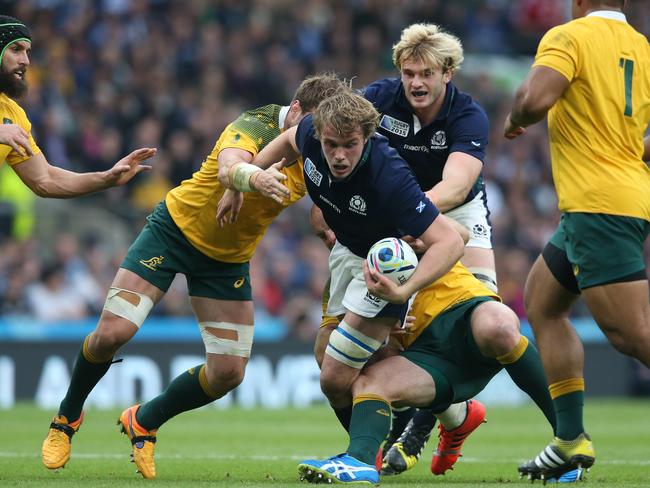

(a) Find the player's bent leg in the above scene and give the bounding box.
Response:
[320,316,392,407]
[298,357,435,484]
[470,300,556,431]
[120,298,252,478]
[522,252,593,481]
[581,279,650,367]
[43,269,162,471]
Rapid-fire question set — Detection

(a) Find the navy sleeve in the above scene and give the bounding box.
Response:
[381,155,439,238]
[295,114,316,154]
[447,103,489,163]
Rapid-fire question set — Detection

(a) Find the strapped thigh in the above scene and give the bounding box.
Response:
[198,321,254,357]
[103,287,155,328]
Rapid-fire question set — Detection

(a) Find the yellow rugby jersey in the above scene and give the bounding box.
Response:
[165,104,306,263]
[0,93,41,166]
[533,12,650,220]
[396,262,499,349]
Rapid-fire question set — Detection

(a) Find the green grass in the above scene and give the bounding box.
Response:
[1,400,649,487]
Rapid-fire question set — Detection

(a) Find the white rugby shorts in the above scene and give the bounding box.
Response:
[444,190,493,249]
[326,241,409,319]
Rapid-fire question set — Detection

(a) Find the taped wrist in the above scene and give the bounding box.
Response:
[229,162,262,192]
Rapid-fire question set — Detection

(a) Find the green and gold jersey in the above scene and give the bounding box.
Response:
[166,104,306,263]
[396,262,499,349]
[533,11,650,220]
[0,93,41,166]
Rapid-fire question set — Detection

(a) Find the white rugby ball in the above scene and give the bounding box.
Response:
[366,237,418,285]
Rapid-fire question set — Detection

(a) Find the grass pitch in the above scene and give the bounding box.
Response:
[1,399,649,487]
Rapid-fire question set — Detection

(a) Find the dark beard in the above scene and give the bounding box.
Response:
[0,67,28,99]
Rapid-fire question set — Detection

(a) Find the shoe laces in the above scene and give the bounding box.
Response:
[437,423,467,454]
[398,420,432,457]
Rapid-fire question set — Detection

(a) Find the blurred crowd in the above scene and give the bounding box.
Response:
[0,0,648,339]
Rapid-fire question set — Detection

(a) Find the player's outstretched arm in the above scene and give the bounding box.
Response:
[244,126,301,203]
[11,148,155,198]
[0,124,33,157]
[504,65,569,139]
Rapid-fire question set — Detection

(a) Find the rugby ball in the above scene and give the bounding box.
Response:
[366,237,418,285]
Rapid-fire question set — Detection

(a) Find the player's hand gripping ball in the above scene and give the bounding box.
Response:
[366,237,418,286]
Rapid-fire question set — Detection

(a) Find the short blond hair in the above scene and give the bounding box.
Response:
[392,23,464,74]
[313,91,380,140]
[293,73,346,112]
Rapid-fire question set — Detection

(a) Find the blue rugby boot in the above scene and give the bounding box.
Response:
[298,453,379,484]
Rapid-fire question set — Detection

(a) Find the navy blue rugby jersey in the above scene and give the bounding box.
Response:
[295,114,439,258]
[363,78,489,204]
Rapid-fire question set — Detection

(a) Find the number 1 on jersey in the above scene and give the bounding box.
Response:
[619,57,634,117]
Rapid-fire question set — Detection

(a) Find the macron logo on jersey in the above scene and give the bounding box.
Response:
[379,115,409,137]
[304,158,323,186]
[415,201,426,213]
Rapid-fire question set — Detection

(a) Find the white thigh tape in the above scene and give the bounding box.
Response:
[199,321,254,357]
[103,287,154,328]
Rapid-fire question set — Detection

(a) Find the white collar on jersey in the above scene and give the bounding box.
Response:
[279,106,290,130]
[587,10,627,23]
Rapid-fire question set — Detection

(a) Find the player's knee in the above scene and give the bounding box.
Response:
[350,373,385,399]
[90,318,134,359]
[204,362,246,392]
[320,367,353,402]
[472,303,520,357]
[599,321,650,363]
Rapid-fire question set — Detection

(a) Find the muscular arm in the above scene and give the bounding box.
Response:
[425,152,482,212]
[404,216,464,296]
[366,215,464,304]
[643,135,650,162]
[11,149,154,198]
[504,66,570,138]
[216,147,254,188]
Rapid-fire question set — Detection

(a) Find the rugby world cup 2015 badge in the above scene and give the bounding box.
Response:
[380,115,409,137]
[304,158,323,186]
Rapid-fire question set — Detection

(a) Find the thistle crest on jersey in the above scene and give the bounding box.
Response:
[367,237,418,285]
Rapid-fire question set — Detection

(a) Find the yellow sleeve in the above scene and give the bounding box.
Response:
[533,24,579,83]
[216,127,262,158]
[4,104,41,167]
